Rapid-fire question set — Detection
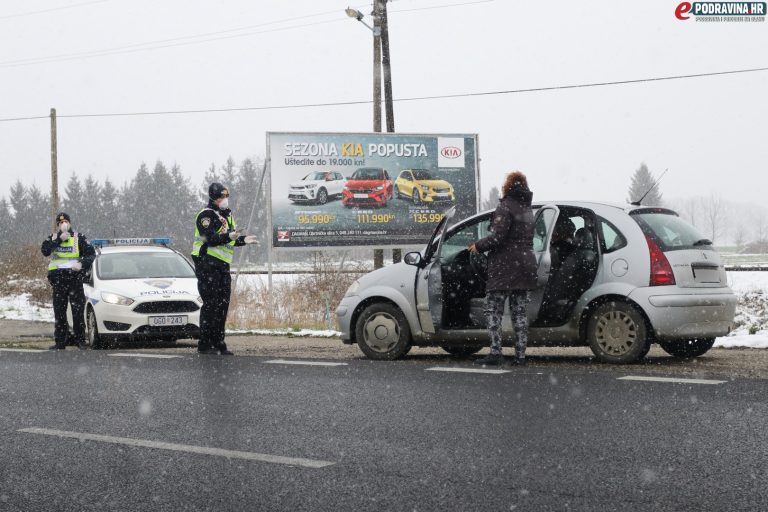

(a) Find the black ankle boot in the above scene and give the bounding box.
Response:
[474,353,503,366]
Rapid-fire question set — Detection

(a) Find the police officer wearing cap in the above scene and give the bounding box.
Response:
[191,183,258,355]
[41,212,96,350]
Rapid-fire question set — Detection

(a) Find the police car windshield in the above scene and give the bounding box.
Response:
[97,252,196,280]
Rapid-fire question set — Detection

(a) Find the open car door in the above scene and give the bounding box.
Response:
[528,204,560,320]
[415,206,456,334]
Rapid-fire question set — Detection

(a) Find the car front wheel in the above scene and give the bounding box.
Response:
[412,189,422,205]
[587,301,650,363]
[658,338,715,358]
[87,308,104,350]
[355,303,411,360]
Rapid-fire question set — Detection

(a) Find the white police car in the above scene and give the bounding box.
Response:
[70,238,201,348]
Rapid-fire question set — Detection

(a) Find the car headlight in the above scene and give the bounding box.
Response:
[420,185,430,191]
[101,291,134,306]
[375,185,384,191]
[344,281,360,297]
[196,296,204,305]
[306,184,317,188]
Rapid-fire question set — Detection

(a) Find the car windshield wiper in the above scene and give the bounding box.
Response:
[693,238,713,246]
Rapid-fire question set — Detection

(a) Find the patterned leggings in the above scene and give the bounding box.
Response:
[484,290,531,358]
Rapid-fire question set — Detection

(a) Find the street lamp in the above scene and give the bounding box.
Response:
[345,8,381,35]
[345,2,399,266]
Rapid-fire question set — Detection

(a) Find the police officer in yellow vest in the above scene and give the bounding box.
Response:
[41,212,96,350]
[192,183,257,355]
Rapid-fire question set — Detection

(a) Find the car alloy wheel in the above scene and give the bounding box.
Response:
[355,303,411,360]
[316,188,328,205]
[587,301,649,363]
[412,189,422,205]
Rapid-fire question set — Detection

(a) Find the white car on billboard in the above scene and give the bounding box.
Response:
[288,171,346,205]
[68,238,201,348]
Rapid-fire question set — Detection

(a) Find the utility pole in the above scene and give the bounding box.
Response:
[379,0,401,264]
[50,108,59,230]
[372,1,384,269]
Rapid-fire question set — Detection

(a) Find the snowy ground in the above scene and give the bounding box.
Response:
[2,271,767,347]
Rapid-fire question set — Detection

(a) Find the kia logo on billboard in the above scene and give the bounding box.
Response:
[440,146,462,159]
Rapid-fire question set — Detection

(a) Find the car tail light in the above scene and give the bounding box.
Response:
[645,235,675,286]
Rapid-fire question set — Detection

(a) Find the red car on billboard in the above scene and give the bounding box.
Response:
[341,167,394,207]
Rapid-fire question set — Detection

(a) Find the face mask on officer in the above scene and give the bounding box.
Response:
[59,222,70,232]
[218,198,229,210]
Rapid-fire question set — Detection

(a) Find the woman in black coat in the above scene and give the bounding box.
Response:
[469,171,537,366]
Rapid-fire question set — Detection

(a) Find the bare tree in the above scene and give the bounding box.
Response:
[481,186,500,211]
[703,193,726,244]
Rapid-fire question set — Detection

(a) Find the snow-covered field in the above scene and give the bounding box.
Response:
[2,272,767,347]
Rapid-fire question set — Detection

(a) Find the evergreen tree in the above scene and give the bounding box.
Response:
[220,156,238,189]
[27,184,51,239]
[100,179,120,237]
[8,181,29,249]
[81,174,102,236]
[63,174,86,220]
[627,163,663,206]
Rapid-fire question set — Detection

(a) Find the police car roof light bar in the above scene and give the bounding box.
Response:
[90,237,172,247]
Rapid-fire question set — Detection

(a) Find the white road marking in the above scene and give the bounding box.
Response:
[617,376,727,385]
[426,367,510,375]
[18,428,334,468]
[264,359,348,366]
[0,348,44,353]
[108,353,182,359]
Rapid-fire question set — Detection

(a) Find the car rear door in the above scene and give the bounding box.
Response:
[415,206,456,333]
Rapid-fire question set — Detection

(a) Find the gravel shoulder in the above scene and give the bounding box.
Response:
[2,319,767,379]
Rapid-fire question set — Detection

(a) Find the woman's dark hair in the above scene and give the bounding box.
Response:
[502,171,528,197]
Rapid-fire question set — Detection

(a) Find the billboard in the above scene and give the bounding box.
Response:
[268,132,479,249]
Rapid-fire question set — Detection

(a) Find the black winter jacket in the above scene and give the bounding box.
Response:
[41,230,96,282]
[474,185,537,291]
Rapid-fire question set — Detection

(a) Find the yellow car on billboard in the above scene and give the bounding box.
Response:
[394,169,455,204]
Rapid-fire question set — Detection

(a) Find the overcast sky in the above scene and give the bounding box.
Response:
[1,0,766,207]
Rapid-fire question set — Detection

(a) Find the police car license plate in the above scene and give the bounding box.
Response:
[148,315,187,327]
[353,193,369,198]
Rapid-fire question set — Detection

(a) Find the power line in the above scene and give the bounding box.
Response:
[0,0,491,68]
[1,66,765,123]
[0,0,111,20]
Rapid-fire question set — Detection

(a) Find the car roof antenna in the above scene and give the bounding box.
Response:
[630,168,668,206]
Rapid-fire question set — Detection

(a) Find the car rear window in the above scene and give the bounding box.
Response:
[630,209,712,251]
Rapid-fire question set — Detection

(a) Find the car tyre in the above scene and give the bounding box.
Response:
[412,189,422,205]
[658,338,715,358]
[441,343,484,357]
[87,308,104,350]
[356,303,411,360]
[587,301,650,363]
[316,188,328,205]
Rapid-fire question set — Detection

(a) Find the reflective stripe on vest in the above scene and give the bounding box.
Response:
[48,233,80,271]
[191,209,236,264]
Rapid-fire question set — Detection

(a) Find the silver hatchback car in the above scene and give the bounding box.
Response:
[335,201,737,363]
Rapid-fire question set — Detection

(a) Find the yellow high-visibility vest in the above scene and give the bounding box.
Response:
[47,233,80,271]
[191,209,236,264]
